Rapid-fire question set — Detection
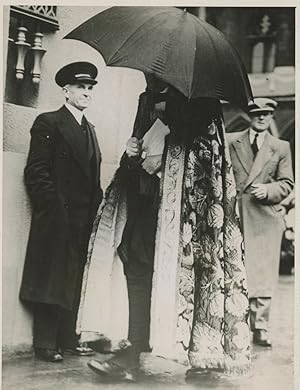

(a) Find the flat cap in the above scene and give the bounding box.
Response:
[248,98,278,114]
[55,61,98,87]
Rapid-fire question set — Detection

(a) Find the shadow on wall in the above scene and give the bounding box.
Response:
[2,151,33,356]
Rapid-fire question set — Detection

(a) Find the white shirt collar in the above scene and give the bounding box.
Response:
[249,128,268,149]
[65,103,84,125]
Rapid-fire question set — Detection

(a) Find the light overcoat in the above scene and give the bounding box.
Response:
[227,129,294,297]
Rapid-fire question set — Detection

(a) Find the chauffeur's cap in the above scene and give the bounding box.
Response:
[248,98,278,114]
[55,61,98,87]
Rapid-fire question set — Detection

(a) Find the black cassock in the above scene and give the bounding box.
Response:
[115,90,162,356]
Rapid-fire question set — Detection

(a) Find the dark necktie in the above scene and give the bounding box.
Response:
[81,115,94,160]
[251,133,259,157]
[81,115,88,136]
[81,115,89,150]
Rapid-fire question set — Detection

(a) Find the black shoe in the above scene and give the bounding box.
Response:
[64,342,95,356]
[88,359,137,382]
[91,338,132,354]
[253,330,272,347]
[35,348,63,362]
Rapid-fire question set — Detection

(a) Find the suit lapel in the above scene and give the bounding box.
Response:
[57,106,90,177]
[232,130,253,175]
[244,132,275,188]
[87,121,101,183]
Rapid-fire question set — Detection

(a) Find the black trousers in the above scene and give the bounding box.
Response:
[110,259,153,369]
[125,260,153,353]
[114,190,158,369]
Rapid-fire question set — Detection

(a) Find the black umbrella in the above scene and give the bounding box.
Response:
[65,6,253,109]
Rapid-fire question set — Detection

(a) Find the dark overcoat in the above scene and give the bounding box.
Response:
[227,130,293,298]
[19,106,102,310]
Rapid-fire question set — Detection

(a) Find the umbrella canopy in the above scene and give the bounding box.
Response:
[65,6,252,109]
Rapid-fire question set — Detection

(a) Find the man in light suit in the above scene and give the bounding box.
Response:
[20,62,103,362]
[227,98,294,347]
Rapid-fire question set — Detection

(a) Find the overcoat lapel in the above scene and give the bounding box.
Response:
[87,121,101,183]
[57,106,90,177]
[245,132,275,188]
[231,130,253,175]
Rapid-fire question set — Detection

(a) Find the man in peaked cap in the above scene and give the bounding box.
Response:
[227,97,293,347]
[55,61,98,87]
[19,62,103,362]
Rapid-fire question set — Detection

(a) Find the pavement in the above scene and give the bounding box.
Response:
[2,276,296,390]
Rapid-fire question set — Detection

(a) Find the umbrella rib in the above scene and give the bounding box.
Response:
[107,8,175,64]
[193,17,239,101]
[189,17,198,99]
[193,18,252,103]
[190,18,220,98]
[150,16,180,75]
[211,25,252,102]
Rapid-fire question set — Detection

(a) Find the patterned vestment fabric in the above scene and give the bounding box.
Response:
[77,115,251,375]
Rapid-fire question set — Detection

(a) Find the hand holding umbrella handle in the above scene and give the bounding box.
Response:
[125,137,144,158]
[125,137,147,167]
